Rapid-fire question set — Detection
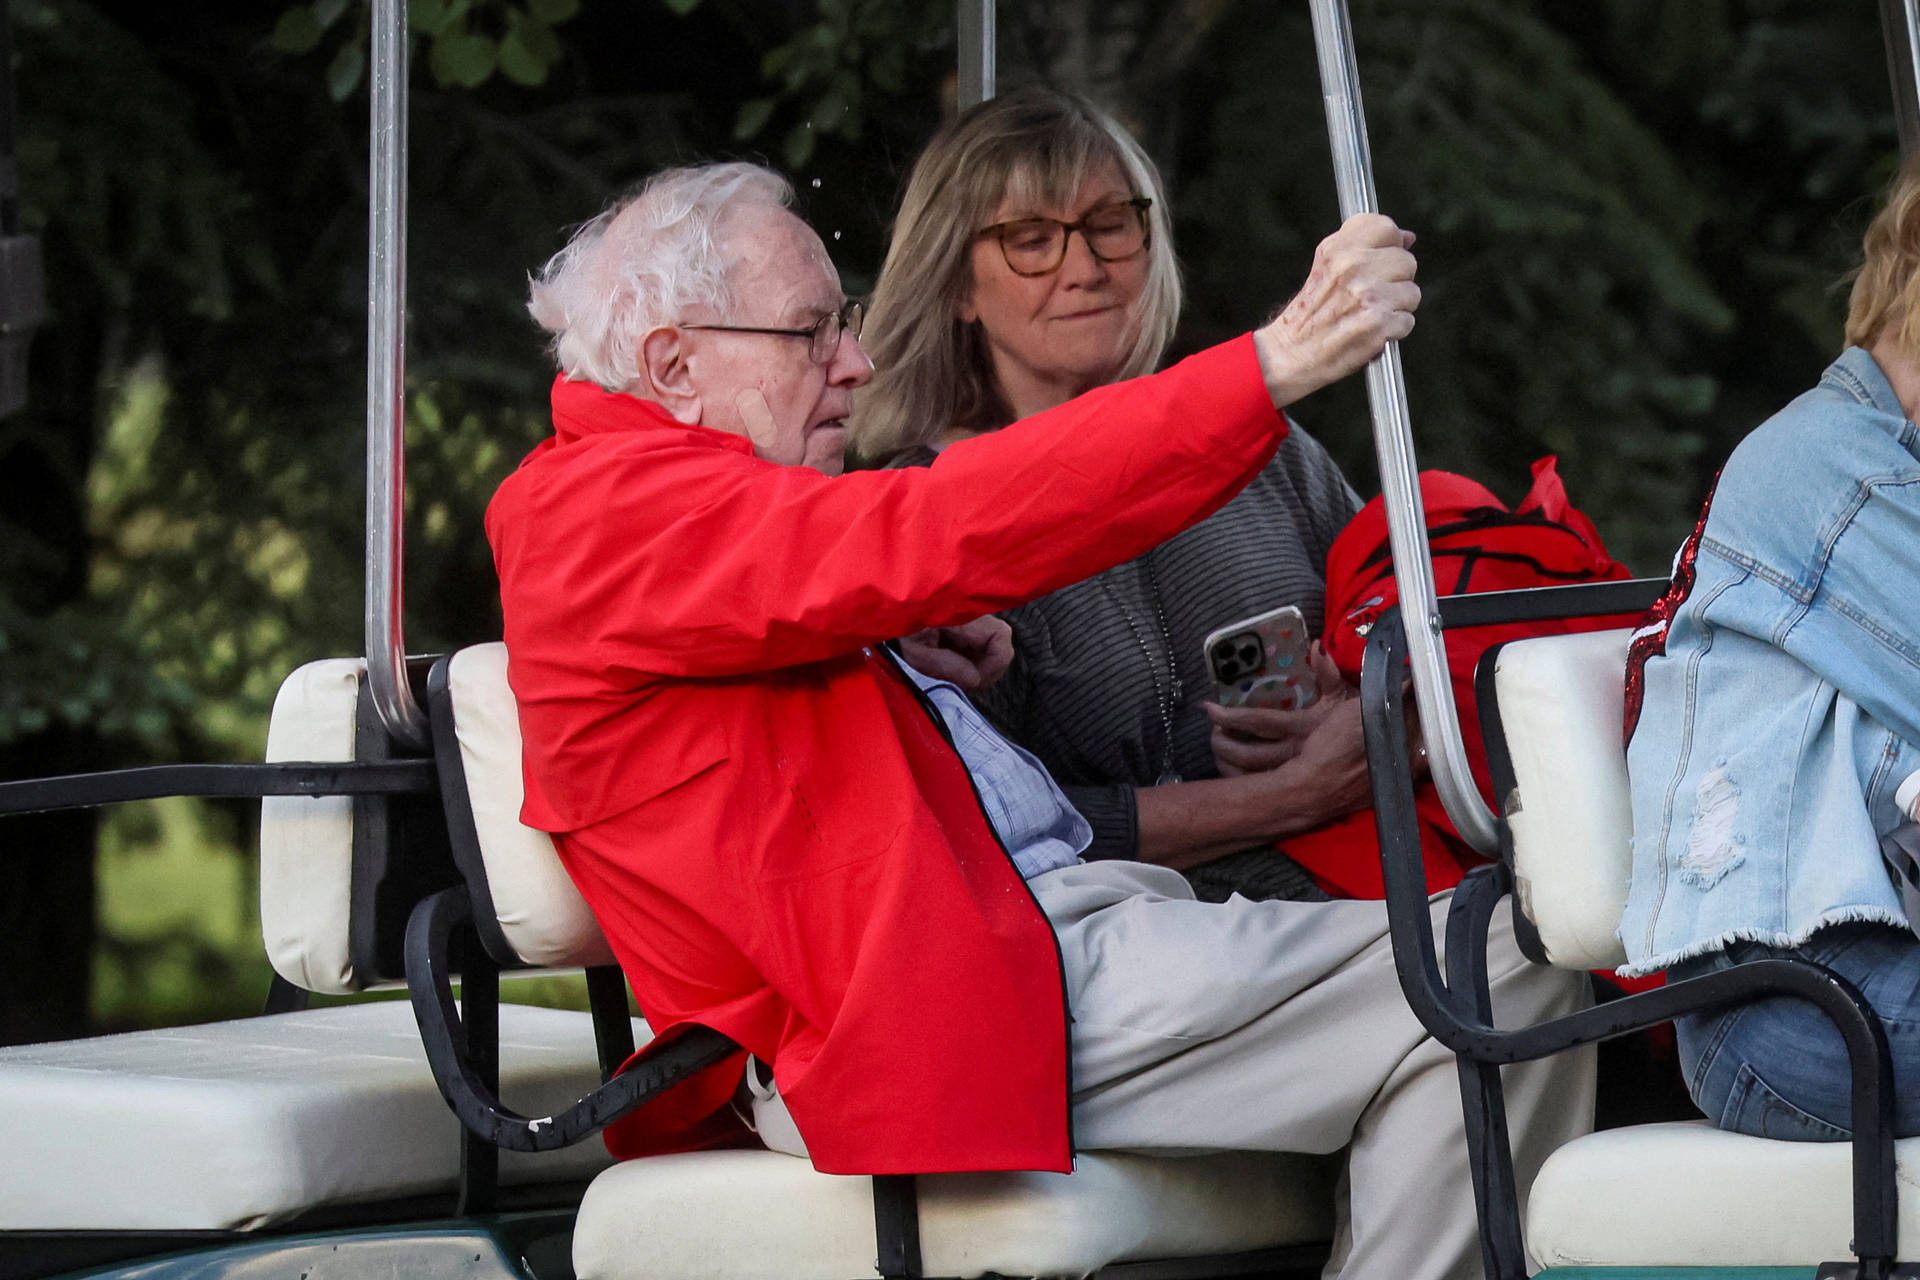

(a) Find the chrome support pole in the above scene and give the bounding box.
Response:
[1881,0,1920,160]
[366,0,428,750]
[1306,0,1498,854]
[957,0,995,109]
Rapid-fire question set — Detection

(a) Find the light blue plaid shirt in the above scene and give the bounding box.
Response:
[902,662,1089,880]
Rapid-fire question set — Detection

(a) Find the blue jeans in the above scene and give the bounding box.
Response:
[1673,922,1920,1140]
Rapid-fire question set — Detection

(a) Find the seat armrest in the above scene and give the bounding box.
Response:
[404,886,736,1154]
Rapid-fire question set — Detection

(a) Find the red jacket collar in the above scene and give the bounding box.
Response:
[548,373,755,456]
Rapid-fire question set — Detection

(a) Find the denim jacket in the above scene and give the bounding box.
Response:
[1620,346,1920,976]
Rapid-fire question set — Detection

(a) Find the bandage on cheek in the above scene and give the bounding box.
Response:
[735,388,782,457]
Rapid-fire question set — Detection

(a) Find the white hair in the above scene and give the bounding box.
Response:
[528,162,795,391]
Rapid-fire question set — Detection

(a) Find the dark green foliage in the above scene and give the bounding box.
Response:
[272,0,587,99]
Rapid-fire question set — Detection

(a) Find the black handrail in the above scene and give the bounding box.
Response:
[402,885,739,1153]
[1358,590,1901,1277]
[0,760,437,817]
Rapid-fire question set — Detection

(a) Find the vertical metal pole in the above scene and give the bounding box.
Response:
[957,0,995,109]
[1306,0,1497,854]
[366,0,427,750]
[1881,0,1920,161]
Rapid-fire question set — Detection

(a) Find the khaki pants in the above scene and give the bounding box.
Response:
[1040,861,1593,1280]
[754,860,1594,1280]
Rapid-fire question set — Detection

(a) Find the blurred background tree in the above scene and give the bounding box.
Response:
[0,0,1899,1041]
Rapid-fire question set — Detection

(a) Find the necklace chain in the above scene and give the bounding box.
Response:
[1099,553,1183,786]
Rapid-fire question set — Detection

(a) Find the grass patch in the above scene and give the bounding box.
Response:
[92,797,624,1031]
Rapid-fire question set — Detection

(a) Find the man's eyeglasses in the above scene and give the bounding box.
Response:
[682,298,866,365]
[977,197,1153,278]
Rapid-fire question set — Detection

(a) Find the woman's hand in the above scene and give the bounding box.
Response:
[1203,644,1349,776]
[1133,646,1427,869]
[1265,696,1374,829]
[1254,213,1419,408]
[896,615,1015,689]
[1136,708,1371,869]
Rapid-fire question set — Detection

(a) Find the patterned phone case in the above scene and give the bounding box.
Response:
[1204,605,1317,709]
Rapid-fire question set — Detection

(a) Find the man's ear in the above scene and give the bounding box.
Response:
[638,326,702,423]
[956,288,978,325]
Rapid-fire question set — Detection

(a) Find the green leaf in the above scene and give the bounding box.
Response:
[661,0,703,15]
[526,0,581,23]
[497,29,545,86]
[409,0,457,37]
[429,31,497,88]
[734,96,777,141]
[270,6,324,55]
[325,41,365,100]
[311,0,350,29]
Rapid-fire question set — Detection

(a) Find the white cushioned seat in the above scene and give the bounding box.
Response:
[1494,629,1917,1270]
[444,643,615,969]
[0,1001,626,1231]
[1529,1121,1920,1268]
[1491,628,1634,969]
[572,1148,1335,1280]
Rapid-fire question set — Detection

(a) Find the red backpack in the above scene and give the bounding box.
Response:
[1283,457,1638,899]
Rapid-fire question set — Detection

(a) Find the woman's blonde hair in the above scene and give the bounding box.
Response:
[1846,160,1920,355]
[848,87,1182,459]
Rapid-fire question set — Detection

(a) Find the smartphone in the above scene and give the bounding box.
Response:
[1204,605,1318,710]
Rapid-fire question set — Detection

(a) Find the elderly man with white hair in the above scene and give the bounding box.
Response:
[486,161,1592,1280]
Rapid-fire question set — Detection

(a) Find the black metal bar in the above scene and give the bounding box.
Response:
[457,943,501,1216]
[1446,865,1528,1280]
[0,760,437,817]
[1470,640,1551,965]
[1433,578,1665,630]
[872,1174,924,1279]
[425,655,520,968]
[585,965,637,1083]
[405,887,740,1152]
[261,972,311,1015]
[1087,1246,1331,1280]
[1360,604,1902,1268]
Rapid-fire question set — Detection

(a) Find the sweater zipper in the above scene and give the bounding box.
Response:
[873,644,1077,1159]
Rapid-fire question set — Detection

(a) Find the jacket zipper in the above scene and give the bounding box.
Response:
[873,643,1078,1160]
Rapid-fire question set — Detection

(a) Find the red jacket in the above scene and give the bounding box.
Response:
[486,337,1285,1174]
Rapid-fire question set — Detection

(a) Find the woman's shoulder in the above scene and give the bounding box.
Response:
[1721,359,1918,505]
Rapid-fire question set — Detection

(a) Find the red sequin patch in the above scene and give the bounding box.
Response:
[1622,473,1721,744]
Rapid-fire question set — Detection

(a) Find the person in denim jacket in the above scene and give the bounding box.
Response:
[1622,163,1920,1140]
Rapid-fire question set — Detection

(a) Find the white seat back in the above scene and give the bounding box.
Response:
[1488,627,1634,970]
[259,657,366,994]
[444,643,615,969]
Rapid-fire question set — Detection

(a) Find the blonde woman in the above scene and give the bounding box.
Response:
[1622,162,1920,1138]
[852,87,1376,902]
